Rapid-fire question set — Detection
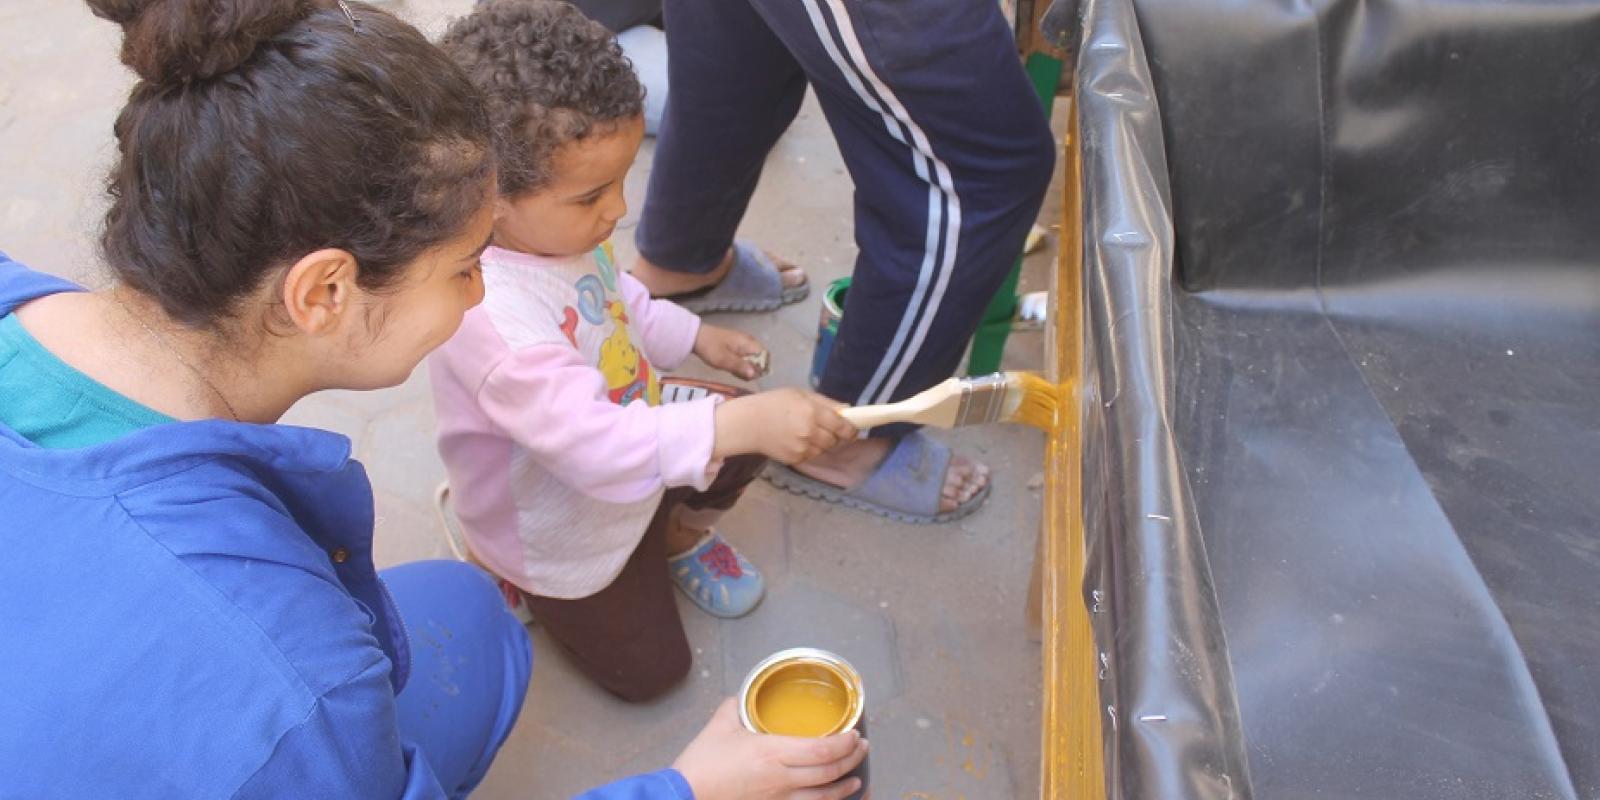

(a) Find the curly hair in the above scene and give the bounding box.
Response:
[441,0,645,197]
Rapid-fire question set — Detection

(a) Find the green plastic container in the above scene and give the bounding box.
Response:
[809,278,850,388]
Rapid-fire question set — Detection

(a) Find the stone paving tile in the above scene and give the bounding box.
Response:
[1,3,1068,796]
[720,578,904,703]
[869,700,1022,800]
[477,716,620,799]
[372,490,455,567]
[523,620,728,764]
[361,397,449,516]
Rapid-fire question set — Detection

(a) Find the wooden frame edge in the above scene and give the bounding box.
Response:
[1039,89,1104,800]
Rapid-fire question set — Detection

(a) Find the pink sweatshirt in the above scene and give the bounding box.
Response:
[429,244,721,599]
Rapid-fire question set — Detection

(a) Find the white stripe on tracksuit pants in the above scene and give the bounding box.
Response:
[635,0,1055,430]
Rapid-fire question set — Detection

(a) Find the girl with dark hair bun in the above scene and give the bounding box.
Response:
[0,2,863,798]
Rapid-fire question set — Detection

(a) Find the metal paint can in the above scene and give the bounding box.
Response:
[738,647,868,800]
[809,278,851,389]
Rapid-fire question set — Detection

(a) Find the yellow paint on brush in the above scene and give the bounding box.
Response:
[1006,370,1064,432]
[754,674,850,736]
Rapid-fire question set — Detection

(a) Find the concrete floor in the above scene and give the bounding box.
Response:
[1,3,1064,797]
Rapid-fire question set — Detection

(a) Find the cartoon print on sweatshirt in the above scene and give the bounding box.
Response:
[598,299,660,406]
[575,274,607,325]
[594,241,619,291]
[559,305,580,346]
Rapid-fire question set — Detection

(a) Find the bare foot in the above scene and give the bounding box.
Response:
[631,247,807,298]
[792,437,990,514]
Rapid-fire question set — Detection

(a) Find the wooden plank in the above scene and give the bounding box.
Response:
[1039,90,1105,800]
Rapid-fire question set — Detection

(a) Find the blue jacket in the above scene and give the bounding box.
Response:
[0,256,691,800]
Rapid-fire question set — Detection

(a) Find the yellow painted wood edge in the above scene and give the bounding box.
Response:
[1041,89,1106,800]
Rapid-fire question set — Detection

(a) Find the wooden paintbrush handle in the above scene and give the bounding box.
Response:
[841,403,919,429]
[839,378,965,429]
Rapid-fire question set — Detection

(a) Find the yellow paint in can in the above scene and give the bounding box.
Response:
[751,663,851,737]
[738,648,868,800]
[739,648,865,739]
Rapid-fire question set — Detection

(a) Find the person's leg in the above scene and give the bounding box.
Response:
[658,393,769,555]
[520,502,692,702]
[754,0,1055,511]
[668,453,769,547]
[757,0,1054,409]
[632,0,810,293]
[385,560,533,800]
[662,454,770,619]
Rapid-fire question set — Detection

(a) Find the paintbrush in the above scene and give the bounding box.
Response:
[840,371,1059,432]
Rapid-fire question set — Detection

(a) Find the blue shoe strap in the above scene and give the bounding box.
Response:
[851,432,951,516]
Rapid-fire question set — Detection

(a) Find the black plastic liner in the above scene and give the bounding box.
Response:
[1058,0,1600,797]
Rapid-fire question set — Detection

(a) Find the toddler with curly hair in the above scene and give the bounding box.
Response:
[431,0,856,702]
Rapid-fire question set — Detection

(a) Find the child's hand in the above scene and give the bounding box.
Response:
[695,324,769,381]
[714,388,857,464]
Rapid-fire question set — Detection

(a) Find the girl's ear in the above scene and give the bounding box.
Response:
[281,249,362,336]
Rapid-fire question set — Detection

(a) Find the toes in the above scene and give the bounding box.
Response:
[941,473,972,509]
[938,491,960,513]
[781,266,808,289]
[940,457,991,508]
[967,465,992,501]
[957,481,978,504]
[766,252,807,289]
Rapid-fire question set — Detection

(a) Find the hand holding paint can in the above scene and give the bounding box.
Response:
[739,648,869,800]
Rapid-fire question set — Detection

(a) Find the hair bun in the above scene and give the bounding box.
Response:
[86,0,314,84]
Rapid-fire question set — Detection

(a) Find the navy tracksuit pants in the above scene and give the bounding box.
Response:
[636,0,1056,411]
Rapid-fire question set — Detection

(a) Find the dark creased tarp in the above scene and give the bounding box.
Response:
[1056,0,1600,797]
[1068,0,1253,797]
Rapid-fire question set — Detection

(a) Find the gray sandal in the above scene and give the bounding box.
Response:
[764,432,990,524]
[666,241,809,314]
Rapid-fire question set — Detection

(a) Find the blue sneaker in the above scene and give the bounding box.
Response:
[669,531,765,618]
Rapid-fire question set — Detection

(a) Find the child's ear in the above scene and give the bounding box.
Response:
[493,194,516,223]
[281,249,361,336]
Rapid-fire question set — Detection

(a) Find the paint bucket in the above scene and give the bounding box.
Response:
[809,278,850,389]
[738,647,868,800]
